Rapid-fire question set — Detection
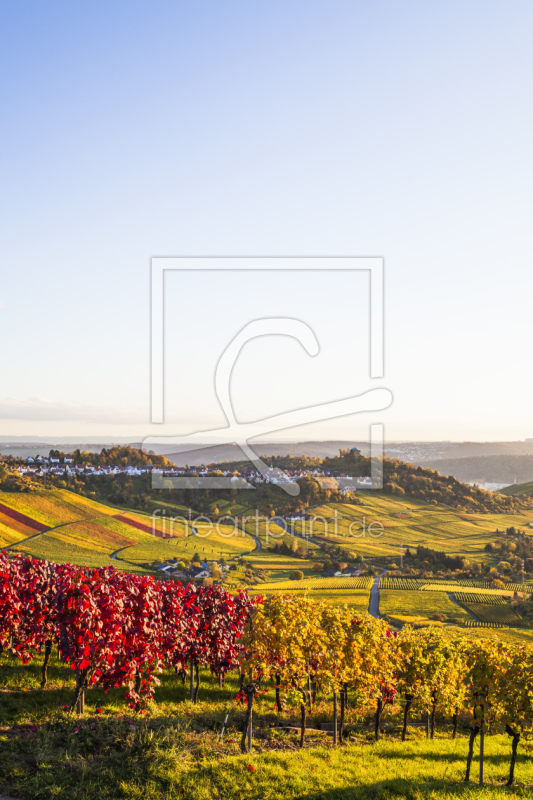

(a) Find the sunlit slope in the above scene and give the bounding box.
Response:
[253,587,371,612]
[124,519,258,565]
[0,489,258,568]
[0,489,118,529]
[379,589,471,625]
[295,495,533,560]
[501,480,533,497]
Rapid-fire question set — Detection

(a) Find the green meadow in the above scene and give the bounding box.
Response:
[1,651,533,800]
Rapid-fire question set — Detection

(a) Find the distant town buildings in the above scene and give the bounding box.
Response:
[14,456,371,492]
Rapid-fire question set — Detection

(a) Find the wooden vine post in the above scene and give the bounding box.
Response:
[240,681,256,753]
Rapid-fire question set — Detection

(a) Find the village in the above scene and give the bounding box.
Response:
[14,454,374,492]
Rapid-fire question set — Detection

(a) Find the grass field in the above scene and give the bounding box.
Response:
[255,587,371,611]
[379,589,472,625]
[1,652,533,800]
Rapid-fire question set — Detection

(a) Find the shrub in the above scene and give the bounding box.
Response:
[290,570,304,581]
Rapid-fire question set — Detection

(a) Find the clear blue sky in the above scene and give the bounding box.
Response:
[1,1,532,442]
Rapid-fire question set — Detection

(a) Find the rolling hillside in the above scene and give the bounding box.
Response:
[0,488,257,571]
[425,454,533,487]
[294,494,533,561]
[501,479,533,497]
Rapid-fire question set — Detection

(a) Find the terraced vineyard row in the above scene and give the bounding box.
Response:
[381,577,533,594]
[454,592,506,605]
[438,579,533,593]
[379,578,425,590]
[259,576,373,591]
[255,587,371,611]
[464,620,509,628]
[472,604,522,625]
[458,601,523,626]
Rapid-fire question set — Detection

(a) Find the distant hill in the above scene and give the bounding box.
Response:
[501,480,533,497]
[139,440,372,466]
[424,455,533,487]
[5,438,533,465]
[205,451,521,514]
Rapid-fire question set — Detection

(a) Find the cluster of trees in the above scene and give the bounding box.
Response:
[0,553,253,709]
[320,450,519,513]
[0,464,29,493]
[237,477,344,516]
[49,446,172,467]
[269,539,309,559]
[312,543,366,574]
[485,526,533,574]
[404,545,473,573]
[381,460,518,512]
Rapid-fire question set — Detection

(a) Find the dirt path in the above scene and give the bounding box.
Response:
[110,544,134,560]
[369,570,387,617]
[447,591,480,621]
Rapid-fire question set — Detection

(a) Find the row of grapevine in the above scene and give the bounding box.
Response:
[463,620,508,628]
[261,576,372,591]
[454,592,506,605]
[242,594,533,785]
[0,552,253,708]
[426,579,533,593]
[463,604,523,626]
[379,578,425,590]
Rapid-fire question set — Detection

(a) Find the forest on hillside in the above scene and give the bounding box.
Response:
[425,454,533,486]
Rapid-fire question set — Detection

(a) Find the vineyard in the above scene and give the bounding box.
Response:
[467,605,523,625]
[379,589,471,625]
[291,496,531,561]
[463,621,509,628]
[3,553,533,799]
[454,592,508,605]
[259,576,372,591]
[0,489,258,573]
[454,597,524,626]
[381,577,533,594]
[380,577,426,590]
[257,587,371,611]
